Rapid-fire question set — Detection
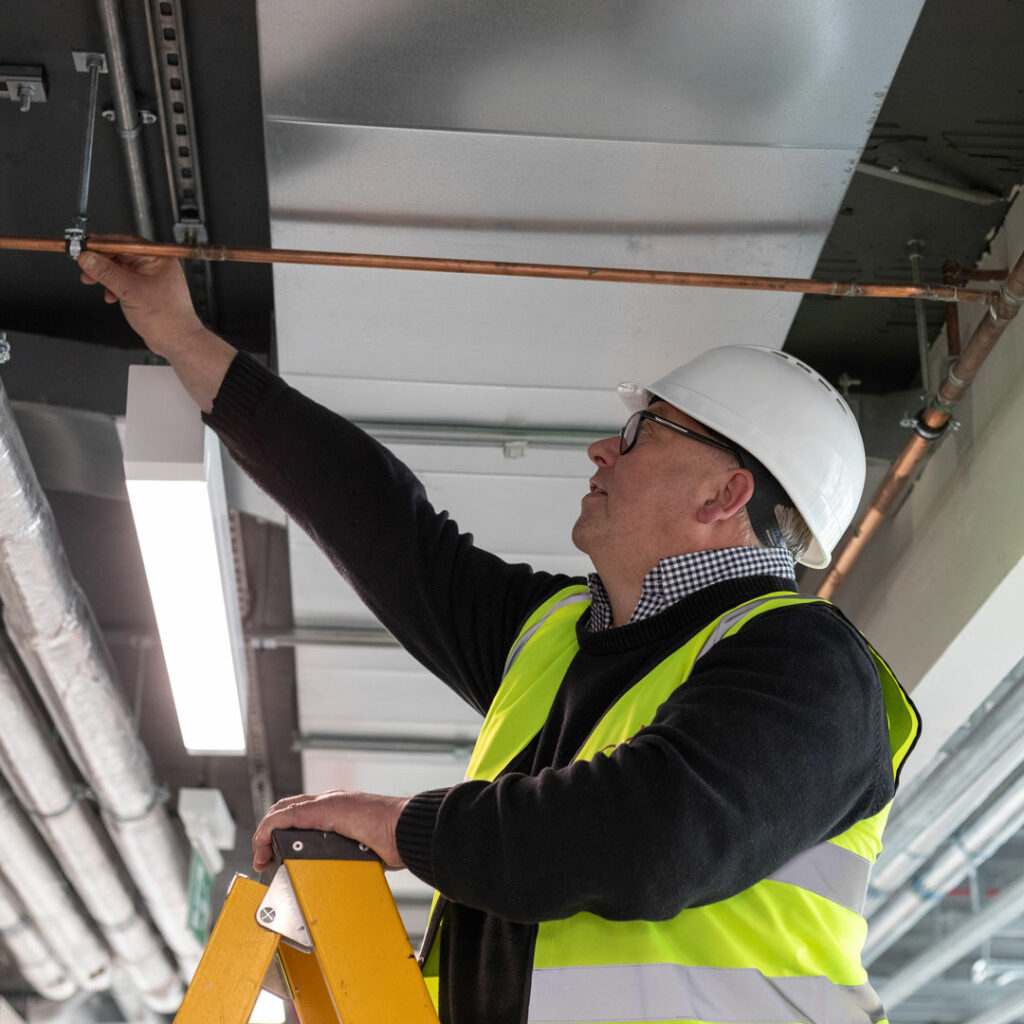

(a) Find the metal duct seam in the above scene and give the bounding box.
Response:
[0,382,203,976]
[0,617,185,1008]
[0,787,110,992]
[0,875,76,1002]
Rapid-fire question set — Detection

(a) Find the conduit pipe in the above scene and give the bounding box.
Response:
[95,0,155,239]
[864,766,1024,965]
[0,380,203,978]
[960,984,1024,1024]
[867,659,1024,915]
[0,234,996,304]
[818,245,1024,599]
[0,786,110,992]
[877,863,1024,1011]
[0,643,183,1010]
[0,874,76,1002]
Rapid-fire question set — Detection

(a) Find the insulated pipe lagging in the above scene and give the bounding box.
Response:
[0,379,202,978]
[878,864,1024,1010]
[0,874,77,1002]
[864,765,1024,965]
[866,659,1024,913]
[0,642,184,1008]
[0,786,110,992]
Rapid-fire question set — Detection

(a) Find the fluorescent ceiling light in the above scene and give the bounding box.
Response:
[123,366,247,755]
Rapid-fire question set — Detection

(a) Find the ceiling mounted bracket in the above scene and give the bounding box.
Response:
[0,65,48,112]
[71,51,108,74]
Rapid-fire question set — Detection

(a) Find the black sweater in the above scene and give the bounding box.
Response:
[205,353,897,1024]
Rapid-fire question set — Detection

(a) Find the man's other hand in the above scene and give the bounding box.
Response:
[77,238,205,358]
[252,790,410,873]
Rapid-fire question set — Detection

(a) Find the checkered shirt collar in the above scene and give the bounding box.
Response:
[587,546,796,631]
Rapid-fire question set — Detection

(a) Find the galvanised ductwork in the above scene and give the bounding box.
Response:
[0,641,182,1010]
[0,874,76,1002]
[0,380,203,985]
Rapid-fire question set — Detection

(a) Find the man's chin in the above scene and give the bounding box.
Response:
[570,518,592,555]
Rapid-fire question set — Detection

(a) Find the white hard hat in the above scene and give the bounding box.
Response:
[618,345,866,568]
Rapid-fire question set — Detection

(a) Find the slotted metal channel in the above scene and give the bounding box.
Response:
[143,0,215,324]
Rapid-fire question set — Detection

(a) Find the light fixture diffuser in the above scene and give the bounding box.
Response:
[124,366,247,755]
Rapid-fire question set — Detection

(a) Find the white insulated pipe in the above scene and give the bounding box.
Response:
[868,661,1024,914]
[0,874,76,1002]
[0,643,183,1010]
[877,868,1024,1011]
[0,379,203,980]
[0,787,110,992]
[865,767,1024,965]
[960,985,1024,1024]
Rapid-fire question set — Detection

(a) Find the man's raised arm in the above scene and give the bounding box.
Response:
[78,247,236,413]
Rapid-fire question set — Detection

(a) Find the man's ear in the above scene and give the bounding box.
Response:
[696,469,755,525]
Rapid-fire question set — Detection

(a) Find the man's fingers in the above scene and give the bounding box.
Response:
[78,252,128,299]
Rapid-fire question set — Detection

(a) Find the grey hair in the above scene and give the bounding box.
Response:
[736,502,812,561]
[773,504,813,561]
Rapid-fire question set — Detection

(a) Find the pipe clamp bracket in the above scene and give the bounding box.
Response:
[64,227,87,261]
[913,408,950,442]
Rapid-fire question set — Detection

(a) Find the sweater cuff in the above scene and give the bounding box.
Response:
[396,788,449,887]
[201,352,277,448]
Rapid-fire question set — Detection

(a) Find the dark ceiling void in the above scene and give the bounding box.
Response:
[0,0,273,361]
[785,0,1024,393]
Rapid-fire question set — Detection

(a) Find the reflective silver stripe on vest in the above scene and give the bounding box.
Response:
[502,592,591,680]
[692,595,807,664]
[528,964,886,1024]
[767,841,873,915]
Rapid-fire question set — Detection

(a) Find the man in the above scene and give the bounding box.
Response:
[80,246,917,1024]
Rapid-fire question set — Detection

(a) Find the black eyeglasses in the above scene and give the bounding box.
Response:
[619,410,742,460]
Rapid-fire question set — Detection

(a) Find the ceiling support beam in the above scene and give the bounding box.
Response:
[249,627,398,649]
[295,733,474,757]
[857,161,1007,206]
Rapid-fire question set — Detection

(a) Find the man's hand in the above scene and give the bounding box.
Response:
[77,236,237,412]
[77,240,205,359]
[252,790,410,873]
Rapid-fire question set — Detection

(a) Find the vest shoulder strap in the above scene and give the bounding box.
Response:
[502,584,590,681]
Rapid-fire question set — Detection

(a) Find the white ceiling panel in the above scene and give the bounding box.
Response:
[289,527,594,626]
[296,645,482,739]
[302,749,470,798]
[286,373,625,430]
[258,0,923,148]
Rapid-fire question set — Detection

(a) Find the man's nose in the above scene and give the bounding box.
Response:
[588,435,619,466]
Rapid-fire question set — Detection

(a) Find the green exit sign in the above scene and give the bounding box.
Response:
[186,849,213,943]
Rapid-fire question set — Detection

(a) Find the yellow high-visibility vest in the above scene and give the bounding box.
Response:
[422,586,919,1024]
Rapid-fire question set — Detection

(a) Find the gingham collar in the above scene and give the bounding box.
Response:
[587,546,796,631]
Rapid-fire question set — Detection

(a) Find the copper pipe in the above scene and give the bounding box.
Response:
[818,246,1024,600]
[943,260,962,358]
[0,234,996,304]
[943,260,1009,283]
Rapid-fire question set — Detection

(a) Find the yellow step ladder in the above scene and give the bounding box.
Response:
[173,828,440,1024]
